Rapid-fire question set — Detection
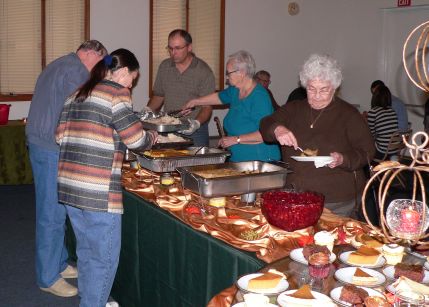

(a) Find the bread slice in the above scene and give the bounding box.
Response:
[248,272,282,290]
[347,246,381,266]
[352,268,378,285]
[288,284,315,299]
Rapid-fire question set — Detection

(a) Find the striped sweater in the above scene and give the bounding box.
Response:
[56,80,155,213]
[367,106,399,154]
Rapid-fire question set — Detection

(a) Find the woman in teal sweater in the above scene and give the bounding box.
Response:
[182,50,280,162]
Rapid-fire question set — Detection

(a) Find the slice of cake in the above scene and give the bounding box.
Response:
[339,284,369,305]
[352,268,378,285]
[392,276,429,295]
[347,246,381,266]
[287,284,315,299]
[247,272,283,290]
[394,263,424,282]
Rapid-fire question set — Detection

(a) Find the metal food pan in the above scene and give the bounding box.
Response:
[151,134,193,149]
[136,147,230,173]
[141,118,188,133]
[177,161,290,198]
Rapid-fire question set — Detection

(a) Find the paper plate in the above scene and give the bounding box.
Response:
[236,273,289,295]
[334,267,386,287]
[277,289,333,307]
[383,265,429,283]
[339,250,386,268]
[330,286,385,306]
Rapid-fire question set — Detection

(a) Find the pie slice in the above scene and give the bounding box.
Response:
[288,284,315,299]
[355,233,383,249]
[347,246,381,266]
[247,272,283,290]
[352,268,378,285]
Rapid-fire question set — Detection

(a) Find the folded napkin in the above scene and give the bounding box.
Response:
[314,157,333,168]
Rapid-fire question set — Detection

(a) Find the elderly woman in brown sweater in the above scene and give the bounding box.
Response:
[260,54,375,217]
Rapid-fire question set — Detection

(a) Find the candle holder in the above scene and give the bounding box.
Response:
[362,131,429,247]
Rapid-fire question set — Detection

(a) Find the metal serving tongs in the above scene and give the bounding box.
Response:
[167,107,195,118]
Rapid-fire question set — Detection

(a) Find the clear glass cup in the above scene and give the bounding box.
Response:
[394,290,425,306]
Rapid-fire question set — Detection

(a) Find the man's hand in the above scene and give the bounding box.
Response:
[178,119,200,135]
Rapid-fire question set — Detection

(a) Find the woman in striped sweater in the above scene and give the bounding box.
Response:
[367,85,399,160]
[56,48,157,307]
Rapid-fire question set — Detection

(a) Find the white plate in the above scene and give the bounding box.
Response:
[290,248,336,265]
[339,250,386,268]
[330,286,385,306]
[386,283,429,302]
[232,303,278,307]
[236,273,289,295]
[291,156,333,162]
[277,289,333,307]
[383,265,429,283]
[334,267,386,287]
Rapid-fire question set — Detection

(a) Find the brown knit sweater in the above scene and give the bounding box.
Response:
[260,97,375,203]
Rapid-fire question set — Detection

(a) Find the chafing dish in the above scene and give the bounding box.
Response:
[177,161,290,198]
[141,118,189,133]
[135,147,230,173]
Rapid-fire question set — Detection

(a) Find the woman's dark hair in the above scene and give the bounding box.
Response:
[75,48,140,102]
[371,85,392,109]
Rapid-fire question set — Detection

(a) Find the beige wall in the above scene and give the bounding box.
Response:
[8,0,429,134]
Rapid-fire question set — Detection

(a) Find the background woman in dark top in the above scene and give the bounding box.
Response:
[367,85,399,160]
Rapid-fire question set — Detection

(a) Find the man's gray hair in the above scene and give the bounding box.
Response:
[299,54,342,89]
[77,40,107,57]
[227,50,256,78]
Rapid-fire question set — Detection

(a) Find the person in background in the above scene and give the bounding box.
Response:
[367,85,399,160]
[56,49,157,307]
[147,29,215,146]
[370,80,409,132]
[26,40,107,297]
[286,85,307,103]
[255,70,280,110]
[182,50,281,162]
[260,54,375,217]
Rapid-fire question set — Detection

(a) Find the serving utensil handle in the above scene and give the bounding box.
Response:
[214,116,225,138]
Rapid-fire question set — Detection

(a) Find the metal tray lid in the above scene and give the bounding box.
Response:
[136,146,230,160]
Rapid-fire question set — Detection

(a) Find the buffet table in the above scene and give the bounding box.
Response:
[0,120,32,185]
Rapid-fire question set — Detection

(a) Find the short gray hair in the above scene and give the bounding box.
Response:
[299,54,342,89]
[77,40,107,57]
[227,50,256,78]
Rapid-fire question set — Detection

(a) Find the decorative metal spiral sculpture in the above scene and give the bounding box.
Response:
[361,20,429,247]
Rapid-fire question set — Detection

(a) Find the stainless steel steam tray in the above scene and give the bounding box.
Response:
[177,161,290,198]
[141,118,188,133]
[136,147,230,173]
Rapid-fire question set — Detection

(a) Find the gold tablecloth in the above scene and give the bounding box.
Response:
[122,166,368,265]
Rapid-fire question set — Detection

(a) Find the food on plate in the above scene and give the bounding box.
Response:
[308,252,331,279]
[247,270,284,290]
[339,284,369,305]
[363,296,390,307]
[394,263,424,282]
[391,276,429,296]
[192,168,260,179]
[144,115,181,125]
[347,246,381,266]
[287,284,315,299]
[302,244,330,261]
[242,293,270,307]
[143,149,191,158]
[314,230,335,252]
[352,268,379,285]
[300,148,318,157]
[382,244,404,265]
[156,133,188,143]
[354,233,383,249]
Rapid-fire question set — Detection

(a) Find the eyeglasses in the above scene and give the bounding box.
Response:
[306,86,332,97]
[225,69,239,77]
[166,45,188,52]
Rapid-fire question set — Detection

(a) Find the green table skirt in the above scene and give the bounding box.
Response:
[0,120,32,184]
[67,190,265,307]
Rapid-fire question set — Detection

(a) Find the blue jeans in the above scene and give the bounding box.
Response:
[190,122,209,147]
[28,142,68,288]
[66,205,121,307]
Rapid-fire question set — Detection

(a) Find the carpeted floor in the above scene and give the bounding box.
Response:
[0,184,79,307]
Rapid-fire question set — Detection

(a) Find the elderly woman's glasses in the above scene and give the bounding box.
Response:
[225,69,239,77]
[166,45,187,52]
[307,86,332,97]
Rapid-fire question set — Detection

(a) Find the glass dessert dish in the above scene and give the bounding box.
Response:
[308,252,330,279]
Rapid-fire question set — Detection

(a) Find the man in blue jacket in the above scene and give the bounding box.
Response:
[26,40,107,297]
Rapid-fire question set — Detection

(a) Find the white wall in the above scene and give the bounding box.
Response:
[8,0,429,135]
